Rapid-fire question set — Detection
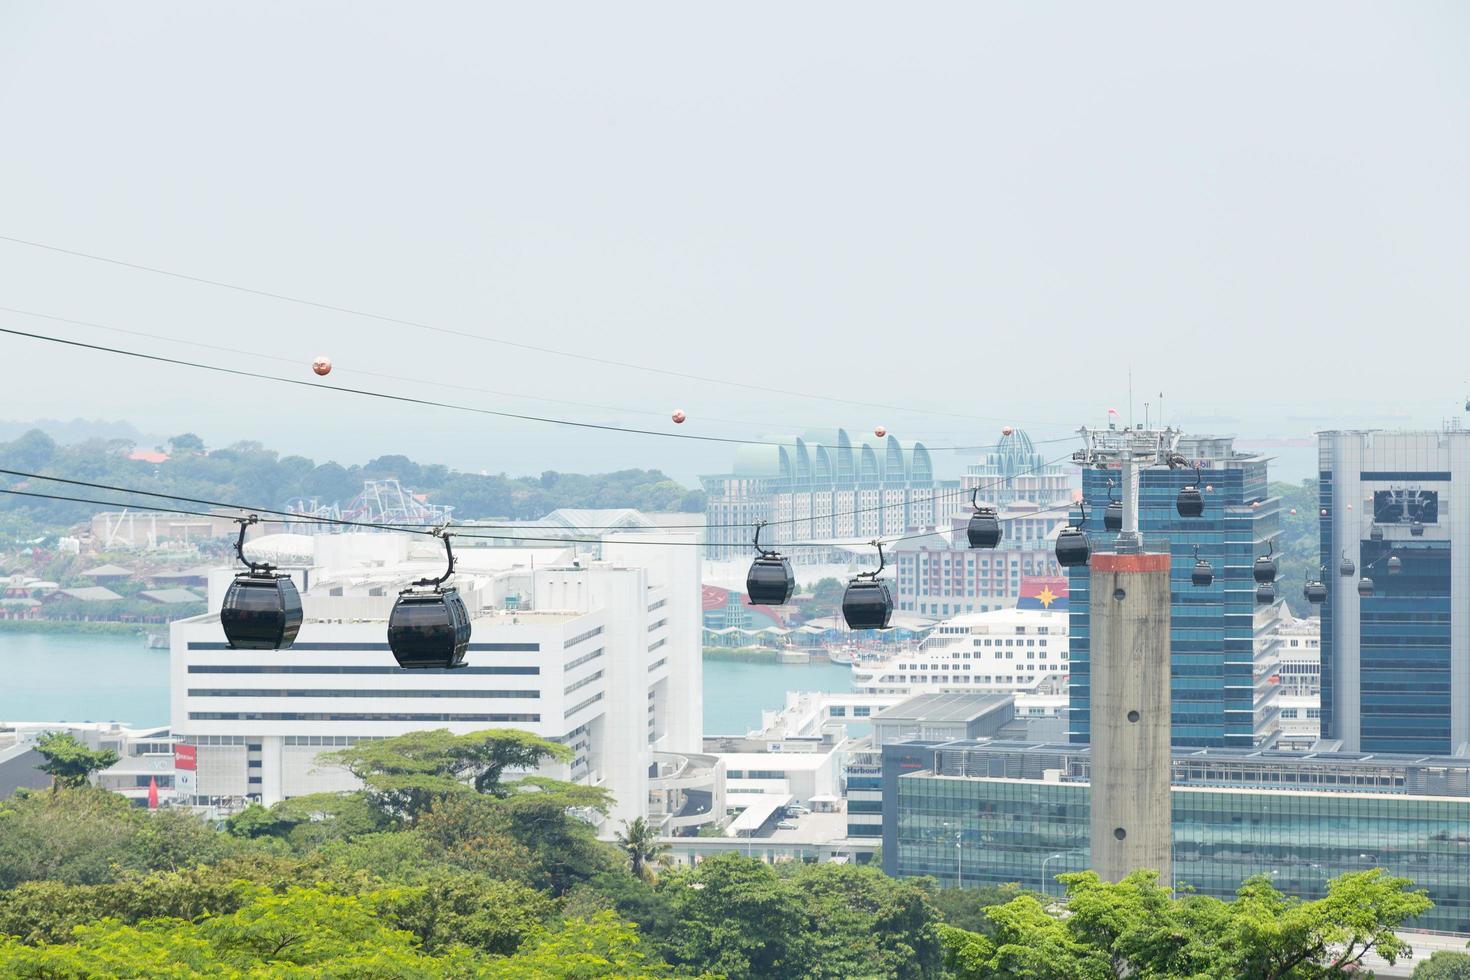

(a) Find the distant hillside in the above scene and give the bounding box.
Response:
[0,418,163,446]
[0,429,705,538]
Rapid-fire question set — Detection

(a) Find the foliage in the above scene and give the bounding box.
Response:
[939,868,1433,979]
[483,911,705,978]
[32,732,119,790]
[928,881,1041,935]
[614,817,670,882]
[787,862,943,978]
[0,787,142,887]
[321,728,574,822]
[0,886,485,977]
[1414,951,1470,978]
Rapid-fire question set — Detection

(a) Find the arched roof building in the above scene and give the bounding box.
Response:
[701,428,951,561]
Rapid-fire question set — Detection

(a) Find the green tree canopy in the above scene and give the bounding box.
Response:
[940,868,1433,980]
[321,728,574,821]
[32,732,119,790]
[1414,951,1470,978]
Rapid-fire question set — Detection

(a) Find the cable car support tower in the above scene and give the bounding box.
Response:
[1072,425,1185,886]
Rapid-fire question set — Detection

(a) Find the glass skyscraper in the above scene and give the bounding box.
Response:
[1318,430,1468,755]
[1069,435,1279,748]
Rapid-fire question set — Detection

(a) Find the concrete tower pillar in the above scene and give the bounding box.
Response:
[1088,552,1172,884]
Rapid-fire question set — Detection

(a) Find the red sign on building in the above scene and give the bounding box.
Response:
[173,743,197,771]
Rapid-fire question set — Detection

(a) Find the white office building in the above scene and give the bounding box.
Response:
[170,529,704,832]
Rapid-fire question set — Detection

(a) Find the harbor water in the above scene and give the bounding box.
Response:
[0,631,850,736]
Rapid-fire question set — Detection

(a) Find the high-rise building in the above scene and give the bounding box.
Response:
[700,430,954,562]
[1068,434,1281,748]
[170,529,704,832]
[1317,429,1470,755]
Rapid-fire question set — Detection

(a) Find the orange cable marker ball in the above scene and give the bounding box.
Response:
[874,426,887,438]
[671,409,687,424]
[312,356,332,377]
[1002,425,1014,437]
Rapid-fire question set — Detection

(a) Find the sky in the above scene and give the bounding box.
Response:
[0,2,1467,487]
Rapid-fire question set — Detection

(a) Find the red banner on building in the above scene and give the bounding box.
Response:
[173,743,197,771]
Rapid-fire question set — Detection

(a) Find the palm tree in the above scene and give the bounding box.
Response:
[615,817,670,881]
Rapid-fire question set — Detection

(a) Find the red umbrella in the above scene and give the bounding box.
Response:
[147,776,159,810]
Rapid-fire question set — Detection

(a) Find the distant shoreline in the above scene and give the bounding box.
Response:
[0,620,153,638]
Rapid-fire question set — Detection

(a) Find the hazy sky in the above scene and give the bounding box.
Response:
[1,3,1467,485]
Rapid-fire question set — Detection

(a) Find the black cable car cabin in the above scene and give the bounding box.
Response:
[1255,582,1276,605]
[1410,521,1425,537]
[1304,579,1327,604]
[1387,555,1402,575]
[1176,466,1204,518]
[842,542,894,630]
[746,523,795,606]
[1358,576,1375,598]
[1339,553,1355,577]
[1055,504,1091,568]
[1253,543,1277,585]
[1370,525,1384,542]
[1191,560,1213,588]
[220,516,302,651]
[1190,549,1213,588]
[389,587,471,669]
[967,493,1002,550]
[388,532,472,669]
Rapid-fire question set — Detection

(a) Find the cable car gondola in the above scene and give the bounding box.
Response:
[220,515,302,650]
[1410,521,1424,537]
[388,530,471,670]
[1103,479,1122,533]
[1255,582,1276,605]
[1370,524,1383,542]
[966,489,1002,549]
[1339,552,1355,577]
[1387,554,1402,575]
[842,541,893,631]
[1190,546,1213,588]
[1055,502,1091,568]
[746,522,795,606]
[1304,569,1327,605]
[1176,465,1204,518]
[1358,576,1375,598]
[1252,541,1277,585]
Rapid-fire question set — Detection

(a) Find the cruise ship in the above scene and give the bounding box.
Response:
[850,577,1069,697]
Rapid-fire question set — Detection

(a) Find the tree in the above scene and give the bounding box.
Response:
[789,862,944,979]
[0,787,140,888]
[939,868,1434,980]
[615,817,670,882]
[0,886,486,977]
[33,731,119,790]
[482,911,696,978]
[1414,951,1470,978]
[167,432,205,454]
[381,872,555,956]
[321,728,571,821]
[658,854,811,979]
[928,881,1040,935]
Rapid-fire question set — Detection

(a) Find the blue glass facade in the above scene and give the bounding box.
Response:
[1069,458,1277,748]
[891,771,1470,934]
[1357,540,1452,753]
